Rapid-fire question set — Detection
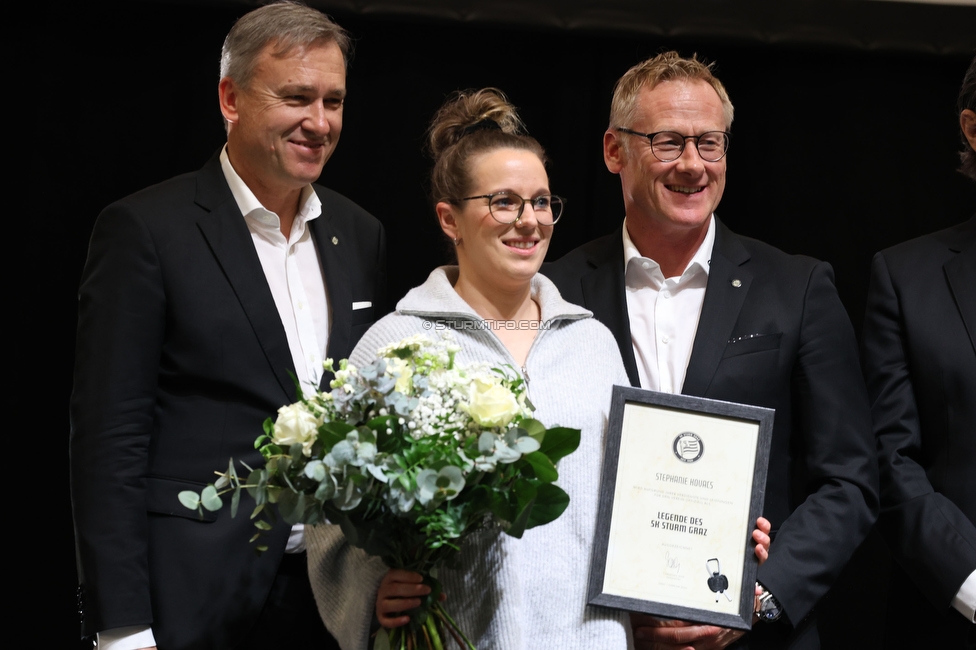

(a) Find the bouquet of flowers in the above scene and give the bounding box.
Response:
[179,333,580,650]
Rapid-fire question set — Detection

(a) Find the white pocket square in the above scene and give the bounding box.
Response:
[352,301,372,310]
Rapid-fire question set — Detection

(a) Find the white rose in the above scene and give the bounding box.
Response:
[387,357,413,394]
[463,376,520,429]
[272,403,320,457]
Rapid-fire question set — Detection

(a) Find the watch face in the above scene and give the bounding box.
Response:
[759,593,782,622]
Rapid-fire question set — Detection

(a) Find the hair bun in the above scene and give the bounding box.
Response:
[428,88,525,160]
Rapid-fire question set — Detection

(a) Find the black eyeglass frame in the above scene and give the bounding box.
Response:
[614,127,732,163]
[456,192,566,225]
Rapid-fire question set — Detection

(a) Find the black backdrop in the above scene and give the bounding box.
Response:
[45,1,974,646]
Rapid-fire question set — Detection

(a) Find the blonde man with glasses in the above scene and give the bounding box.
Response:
[546,51,878,649]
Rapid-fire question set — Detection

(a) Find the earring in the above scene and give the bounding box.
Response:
[453,237,460,245]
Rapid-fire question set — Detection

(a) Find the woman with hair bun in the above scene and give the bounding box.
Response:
[306,89,767,649]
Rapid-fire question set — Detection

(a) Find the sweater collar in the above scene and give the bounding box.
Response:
[397,266,592,325]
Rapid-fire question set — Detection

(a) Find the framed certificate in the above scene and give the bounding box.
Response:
[587,386,773,630]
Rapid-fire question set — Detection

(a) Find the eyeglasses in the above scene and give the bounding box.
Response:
[615,128,731,163]
[458,192,565,225]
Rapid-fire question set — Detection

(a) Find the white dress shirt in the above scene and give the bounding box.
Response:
[952,569,976,622]
[98,148,330,649]
[622,215,976,625]
[624,215,715,394]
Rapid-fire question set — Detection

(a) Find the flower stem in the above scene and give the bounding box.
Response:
[423,611,444,650]
[433,604,476,650]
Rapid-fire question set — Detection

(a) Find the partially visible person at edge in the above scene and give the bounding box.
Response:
[861,55,976,649]
[304,87,772,649]
[544,51,878,649]
[69,3,385,649]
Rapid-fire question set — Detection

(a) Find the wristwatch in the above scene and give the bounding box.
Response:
[756,583,783,623]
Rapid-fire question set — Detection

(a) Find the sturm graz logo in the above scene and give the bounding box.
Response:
[673,432,703,463]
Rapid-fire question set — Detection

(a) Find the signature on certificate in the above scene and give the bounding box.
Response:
[665,550,682,576]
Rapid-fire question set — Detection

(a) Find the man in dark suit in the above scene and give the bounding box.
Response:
[545,52,877,649]
[862,57,976,648]
[69,4,386,649]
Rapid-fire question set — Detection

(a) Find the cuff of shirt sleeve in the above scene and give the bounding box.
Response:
[951,568,976,623]
[97,625,156,650]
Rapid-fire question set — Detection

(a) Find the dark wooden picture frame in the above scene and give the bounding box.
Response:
[588,386,774,630]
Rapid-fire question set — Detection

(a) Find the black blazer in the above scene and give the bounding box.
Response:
[69,153,386,649]
[862,216,976,647]
[545,219,878,649]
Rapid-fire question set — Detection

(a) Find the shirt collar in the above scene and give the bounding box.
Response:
[622,214,716,281]
[219,145,322,233]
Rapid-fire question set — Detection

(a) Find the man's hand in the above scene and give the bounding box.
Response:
[753,516,771,564]
[631,517,772,649]
[631,615,744,650]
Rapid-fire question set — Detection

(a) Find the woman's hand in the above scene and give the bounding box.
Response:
[753,517,771,564]
[375,569,432,628]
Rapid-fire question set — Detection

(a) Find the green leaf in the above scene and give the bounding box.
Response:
[290,443,304,463]
[277,489,299,522]
[537,427,581,464]
[519,418,547,443]
[230,484,241,518]
[505,482,539,539]
[525,483,571,529]
[320,421,354,449]
[335,513,359,547]
[374,628,391,650]
[254,519,273,531]
[262,417,275,437]
[522,451,558,483]
[201,485,224,512]
[356,425,376,445]
[246,468,268,505]
[178,491,200,510]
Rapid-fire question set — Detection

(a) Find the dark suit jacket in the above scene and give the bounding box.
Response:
[69,153,386,649]
[862,216,976,648]
[545,219,878,649]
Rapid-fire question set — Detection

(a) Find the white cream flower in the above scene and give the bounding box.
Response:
[386,357,414,394]
[272,403,321,457]
[462,375,521,429]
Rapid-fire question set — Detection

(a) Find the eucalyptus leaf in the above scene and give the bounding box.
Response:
[230,484,241,518]
[201,485,224,512]
[178,490,200,510]
[280,492,306,525]
[278,488,299,522]
[315,476,337,501]
[254,519,273,531]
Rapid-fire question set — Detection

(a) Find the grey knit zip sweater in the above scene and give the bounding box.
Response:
[307,267,633,649]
